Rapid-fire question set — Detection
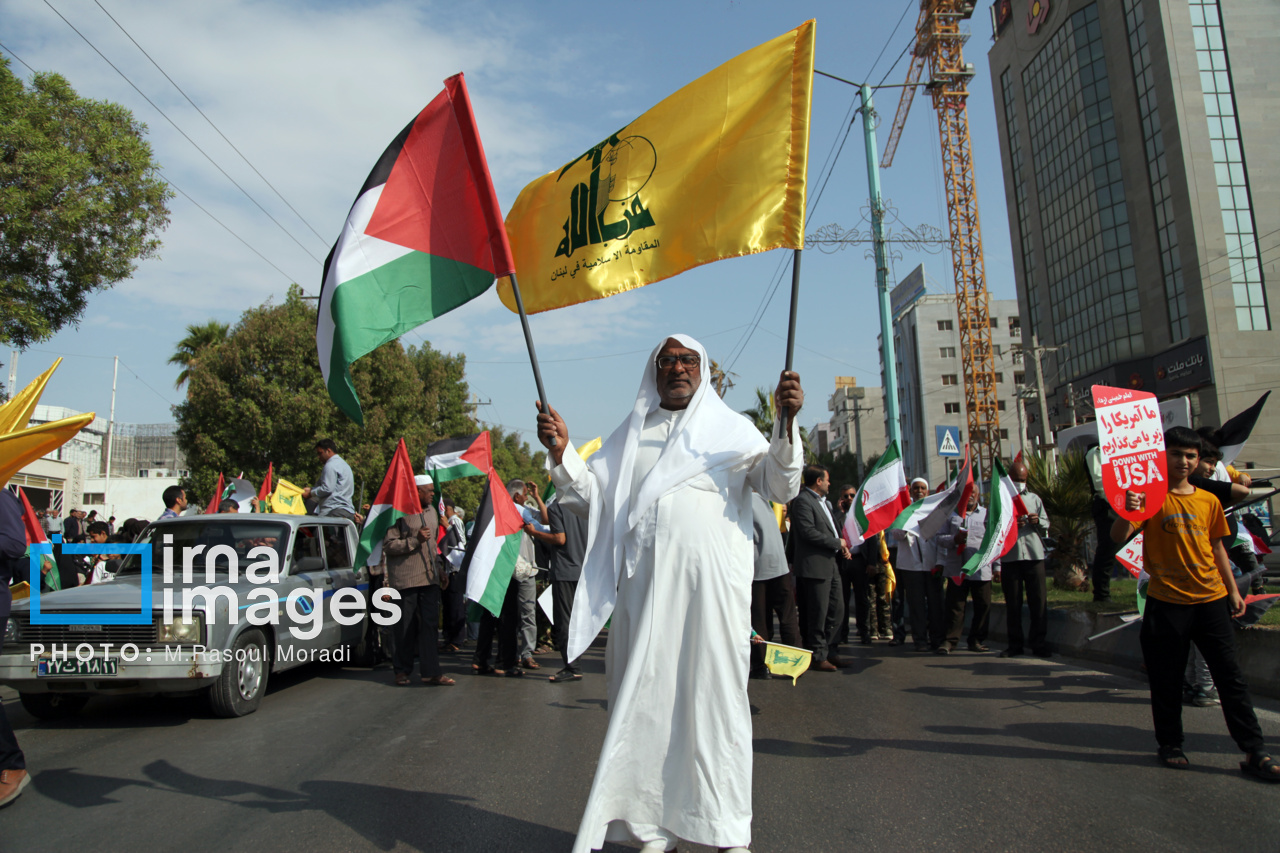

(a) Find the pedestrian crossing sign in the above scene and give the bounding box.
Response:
[936,426,961,457]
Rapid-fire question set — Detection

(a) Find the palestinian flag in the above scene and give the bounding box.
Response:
[257,462,274,513]
[888,444,973,542]
[355,438,422,568]
[843,441,911,546]
[1217,391,1269,465]
[1233,514,1273,556]
[317,73,515,425]
[961,458,1028,576]
[424,432,492,484]
[461,468,525,617]
[204,472,225,514]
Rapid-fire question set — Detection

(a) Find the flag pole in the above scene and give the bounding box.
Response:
[506,274,555,448]
[780,248,802,444]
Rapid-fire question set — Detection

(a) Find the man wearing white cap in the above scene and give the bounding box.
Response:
[536,334,804,853]
[382,474,454,686]
[890,478,945,652]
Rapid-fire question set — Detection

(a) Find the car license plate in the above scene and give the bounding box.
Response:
[37,658,119,677]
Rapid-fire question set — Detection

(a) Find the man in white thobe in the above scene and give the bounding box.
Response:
[536,334,804,853]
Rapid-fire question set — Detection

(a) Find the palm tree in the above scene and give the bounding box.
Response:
[169,320,230,390]
[1026,450,1093,591]
[708,358,737,398]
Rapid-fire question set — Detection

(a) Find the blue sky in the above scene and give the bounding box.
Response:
[2,0,1018,451]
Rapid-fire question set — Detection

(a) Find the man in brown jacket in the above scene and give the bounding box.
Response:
[384,474,454,686]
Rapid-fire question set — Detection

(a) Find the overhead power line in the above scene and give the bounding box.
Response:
[91,0,329,246]
[43,0,324,265]
[0,40,36,74]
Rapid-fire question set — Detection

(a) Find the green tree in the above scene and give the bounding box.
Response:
[169,320,230,390]
[173,286,545,520]
[0,58,171,347]
[815,449,862,492]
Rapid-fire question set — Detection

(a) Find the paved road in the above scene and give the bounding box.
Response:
[2,640,1278,851]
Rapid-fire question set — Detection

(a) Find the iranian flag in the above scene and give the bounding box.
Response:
[961,458,1028,576]
[424,432,492,484]
[355,438,422,568]
[843,441,911,546]
[317,73,515,425]
[461,468,526,617]
[888,444,973,542]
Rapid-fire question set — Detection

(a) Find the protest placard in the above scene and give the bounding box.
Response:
[1092,385,1167,524]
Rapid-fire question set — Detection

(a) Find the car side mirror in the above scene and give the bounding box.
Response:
[293,555,326,574]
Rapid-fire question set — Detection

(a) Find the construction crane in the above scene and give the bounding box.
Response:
[882,0,1001,478]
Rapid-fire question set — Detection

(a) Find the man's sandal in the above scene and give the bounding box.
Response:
[394,672,412,686]
[422,675,456,686]
[1240,751,1280,783]
[1157,745,1189,768]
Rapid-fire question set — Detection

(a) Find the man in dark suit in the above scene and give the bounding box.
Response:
[834,484,872,645]
[791,465,851,671]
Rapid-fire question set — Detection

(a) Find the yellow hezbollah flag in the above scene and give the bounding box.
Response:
[500,20,814,314]
[0,358,62,435]
[764,642,812,685]
[0,413,96,486]
[271,478,307,515]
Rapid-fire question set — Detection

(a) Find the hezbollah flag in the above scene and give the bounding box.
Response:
[961,459,1029,577]
[271,478,307,515]
[763,642,811,685]
[424,432,492,484]
[500,20,814,314]
[843,441,912,545]
[461,468,526,618]
[355,438,422,568]
[318,73,515,425]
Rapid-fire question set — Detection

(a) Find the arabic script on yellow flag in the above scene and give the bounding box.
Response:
[764,642,812,685]
[500,20,814,314]
[271,478,307,515]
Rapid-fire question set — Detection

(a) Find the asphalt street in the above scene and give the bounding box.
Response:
[2,639,1278,852]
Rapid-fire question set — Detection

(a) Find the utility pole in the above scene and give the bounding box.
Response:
[861,84,902,450]
[6,350,16,399]
[1067,382,1078,427]
[1025,333,1062,450]
[105,356,118,493]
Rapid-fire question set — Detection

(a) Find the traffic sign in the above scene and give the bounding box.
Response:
[935,426,961,457]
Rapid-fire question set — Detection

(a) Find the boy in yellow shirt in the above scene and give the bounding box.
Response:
[1110,426,1278,782]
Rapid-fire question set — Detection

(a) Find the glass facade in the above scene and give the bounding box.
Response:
[1123,0,1188,341]
[1022,3,1141,380]
[1189,0,1268,331]
[1000,68,1041,340]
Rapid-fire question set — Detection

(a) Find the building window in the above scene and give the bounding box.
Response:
[999,429,1010,440]
[1187,0,1268,331]
[1008,316,1022,336]
[1022,3,1144,379]
[942,375,959,386]
[993,344,1002,357]
[1015,371,1026,385]
[989,317,999,329]
[998,400,1008,411]
[82,493,105,505]
[940,346,956,358]
[944,402,961,414]
[994,372,1004,383]
[937,319,954,331]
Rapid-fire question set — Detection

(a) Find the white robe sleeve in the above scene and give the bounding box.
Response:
[548,440,595,520]
[745,415,803,505]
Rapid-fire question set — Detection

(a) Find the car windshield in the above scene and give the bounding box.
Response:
[114,519,290,578]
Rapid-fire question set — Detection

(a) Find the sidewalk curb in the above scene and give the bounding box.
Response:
[986,602,1280,699]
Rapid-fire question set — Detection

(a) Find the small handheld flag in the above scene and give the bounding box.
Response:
[764,642,812,685]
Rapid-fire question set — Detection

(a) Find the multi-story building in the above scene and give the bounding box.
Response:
[827,377,886,466]
[888,295,1025,486]
[988,0,1280,470]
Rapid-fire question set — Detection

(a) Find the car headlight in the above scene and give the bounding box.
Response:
[158,614,204,644]
[3,618,18,645]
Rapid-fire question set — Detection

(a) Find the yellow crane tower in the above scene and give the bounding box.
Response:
[882,1,1001,476]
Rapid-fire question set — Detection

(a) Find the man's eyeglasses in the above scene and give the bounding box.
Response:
[655,354,701,370]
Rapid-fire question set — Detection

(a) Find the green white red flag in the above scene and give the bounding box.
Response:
[355,438,422,568]
[961,458,1028,576]
[461,468,526,617]
[424,432,492,484]
[888,444,973,541]
[317,73,515,425]
[843,441,911,545]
